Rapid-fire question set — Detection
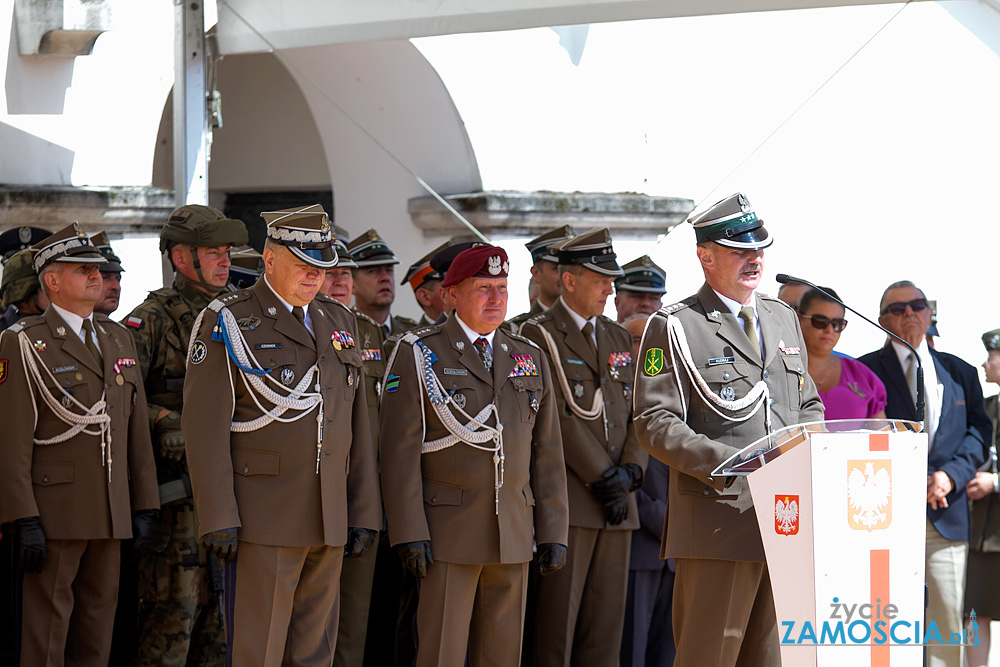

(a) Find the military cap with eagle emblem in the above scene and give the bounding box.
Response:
[440,245,509,287]
[614,255,666,295]
[689,192,772,250]
[555,227,623,277]
[347,229,400,267]
[0,226,52,264]
[31,222,108,273]
[90,231,125,273]
[402,240,452,291]
[525,225,575,264]
[261,204,338,269]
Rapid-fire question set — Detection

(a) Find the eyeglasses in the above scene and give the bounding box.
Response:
[800,313,848,333]
[880,299,929,316]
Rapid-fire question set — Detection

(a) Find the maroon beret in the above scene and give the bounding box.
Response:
[441,245,509,287]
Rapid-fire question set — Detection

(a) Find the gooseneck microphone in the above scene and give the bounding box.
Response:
[776,273,924,422]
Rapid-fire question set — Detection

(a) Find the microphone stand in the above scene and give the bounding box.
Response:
[776,273,924,423]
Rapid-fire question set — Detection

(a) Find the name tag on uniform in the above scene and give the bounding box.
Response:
[443,368,468,376]
[256,343,282,350]
[708,356,735,366]
[565,358,586,366]
[52,365,78,373]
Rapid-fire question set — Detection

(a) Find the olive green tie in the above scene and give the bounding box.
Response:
[582,321,597,358]
[82,319,103,367]
[292,306,313,340]
[739,306,762,359]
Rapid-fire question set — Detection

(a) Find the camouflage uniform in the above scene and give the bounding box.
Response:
[125,206,247,667]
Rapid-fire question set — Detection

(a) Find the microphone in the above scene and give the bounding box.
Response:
[776,273,924,422]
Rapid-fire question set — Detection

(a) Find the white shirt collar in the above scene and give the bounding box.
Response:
[50,303,94,343]
[455,313,496,348]
[559,295,596,332]
[712,289,757,319]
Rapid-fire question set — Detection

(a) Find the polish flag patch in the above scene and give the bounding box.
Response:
[126,317,143,329]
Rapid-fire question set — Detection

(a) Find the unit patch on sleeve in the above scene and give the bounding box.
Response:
[190,340,208,365]
[126,316,142,329]
[384,374,400,393]
[644,348,664,376]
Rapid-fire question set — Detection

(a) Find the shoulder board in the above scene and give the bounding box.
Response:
[351,309,380,327]
[7,314,41,334]
[503,329,540,350]
[318,297,353,316]
[523,312,553,327]
[95,313,128,332]
[759,292,794,312]
[657,296,697,317]
[399,326,437,345]
[394,315,419,328]
[217,289,251,305]
[315,292,336,303]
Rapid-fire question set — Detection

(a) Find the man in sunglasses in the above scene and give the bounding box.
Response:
[859,280,991,667]
[633,193,824,666]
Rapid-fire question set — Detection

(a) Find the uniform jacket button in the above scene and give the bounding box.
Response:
[431,496,437,503]
[703,488,710,496]
[723,373,730,380]
[763,370,769,378]
[609,445,616,453]
[242,466,249,473]
[42,476,48,483]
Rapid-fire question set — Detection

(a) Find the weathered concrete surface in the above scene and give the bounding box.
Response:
[0,185,174,234]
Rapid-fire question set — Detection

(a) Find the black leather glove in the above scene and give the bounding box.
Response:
[396,540,434,579]
[16,517,46,574]
[536,543,567,576]
[344,528,378,559]
[202,528,238,562]
[603,493,630,526]
[155,410,185,463]
[591,463,643,502]
[131,510,159,559]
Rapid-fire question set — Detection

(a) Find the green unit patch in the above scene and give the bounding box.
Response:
[644,348,664,376]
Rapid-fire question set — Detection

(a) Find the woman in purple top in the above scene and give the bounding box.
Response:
[798,287,887,420]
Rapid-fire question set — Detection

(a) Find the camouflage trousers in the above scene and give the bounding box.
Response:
[132,500,226,667]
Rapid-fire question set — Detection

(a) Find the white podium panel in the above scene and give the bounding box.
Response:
[744,424,928,667]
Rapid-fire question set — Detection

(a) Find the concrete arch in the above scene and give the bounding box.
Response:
[153,38,481,268]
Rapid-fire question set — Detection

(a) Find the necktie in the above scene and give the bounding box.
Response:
[82,319,103,367]
[905,351,919,407]
[474,337,493,373]
[582,321,597,358]
[292,306,313,340]
[739,306,761,359]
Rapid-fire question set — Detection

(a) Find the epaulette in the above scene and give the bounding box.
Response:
[208,289,251,313]
[503,329,541,350]
[759,292,795,313]
[95,313,128,332]
[7,314,43,333]
[351,308,380,327]
[523,311,553,327]
[318,297,353,317]
[657,296,697,317]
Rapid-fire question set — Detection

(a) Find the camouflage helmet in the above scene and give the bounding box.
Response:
[1,248,41,307]
[159,205,249,253]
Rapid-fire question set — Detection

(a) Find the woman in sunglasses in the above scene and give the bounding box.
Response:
[798,287,887,420]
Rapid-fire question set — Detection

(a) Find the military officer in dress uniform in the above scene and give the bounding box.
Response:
[91,231,125,316]
[508,226,575,330]
[183,205,381,667]
[348,229,418,337]
[614,255,666,324]
[402,241,451,327]
[0,222,160,667]
[380,245,569,667]
[633,193,824,666]
[519,227,648,667]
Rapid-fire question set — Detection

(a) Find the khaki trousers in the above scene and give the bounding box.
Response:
[671,558,779,667]
[925,519,968,667]
[534,526,631,667]
[225,541,344,667]
[21,538,121,667]
[416,560,529,667]
[333,538,377,667]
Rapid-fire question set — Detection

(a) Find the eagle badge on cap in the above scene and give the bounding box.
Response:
[488,256,502,275]
[738,194,752,212]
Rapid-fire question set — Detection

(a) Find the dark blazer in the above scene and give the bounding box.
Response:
[859,343,990,542]
[630,457,669,571]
